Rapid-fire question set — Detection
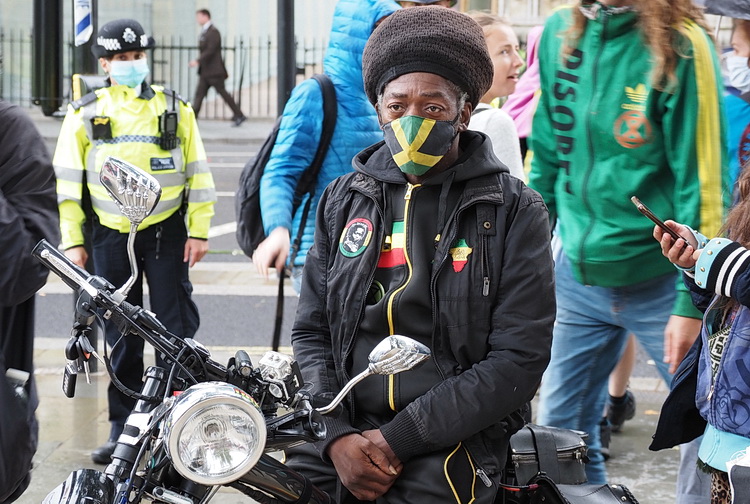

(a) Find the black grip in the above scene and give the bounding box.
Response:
[32,239,92,292]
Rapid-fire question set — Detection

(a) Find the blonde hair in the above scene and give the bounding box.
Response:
[465,11,512,33]
[563,0,711,91]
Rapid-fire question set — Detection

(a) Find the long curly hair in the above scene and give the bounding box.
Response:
[722,165,750,248]
[563,0,711,91]
[712,163,750,320]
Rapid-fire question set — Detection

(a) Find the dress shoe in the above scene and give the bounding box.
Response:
[232,115,247,127]
[91,440,117,464]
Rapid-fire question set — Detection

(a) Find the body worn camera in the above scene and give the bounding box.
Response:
[91,116,113,140]
[159,111,179,150]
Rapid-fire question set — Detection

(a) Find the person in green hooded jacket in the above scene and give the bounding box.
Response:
[529,0,729,499]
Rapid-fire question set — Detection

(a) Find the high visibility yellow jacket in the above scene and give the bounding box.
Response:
[53,83,215,249]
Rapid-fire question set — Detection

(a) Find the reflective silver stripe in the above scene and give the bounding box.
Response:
[186,159,211,175]
[150,172,187,187]
[186,187,216,203]
[87,145,98,178]
[81,99,98,140]
[171,148,184,174]
[55,166,85,183]
[92,194,183,218]
[90,196,123,215]
[152,197,183,216]
[57,192,79,205]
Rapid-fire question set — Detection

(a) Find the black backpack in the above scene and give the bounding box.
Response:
[235,73,337,259]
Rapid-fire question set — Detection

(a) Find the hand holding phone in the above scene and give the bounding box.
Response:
[630,196,684,242]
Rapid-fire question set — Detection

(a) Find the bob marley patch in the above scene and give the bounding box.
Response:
[449,238,472,272]
[339,218,373,258]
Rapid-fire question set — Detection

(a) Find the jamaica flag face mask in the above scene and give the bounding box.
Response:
[383,115,458,176]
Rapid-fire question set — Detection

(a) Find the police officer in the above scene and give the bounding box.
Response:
[53,19,216,464]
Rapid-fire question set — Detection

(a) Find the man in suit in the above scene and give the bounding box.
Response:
[190,9,246,126]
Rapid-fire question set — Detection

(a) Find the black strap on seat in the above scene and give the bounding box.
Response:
[529,424,562,484]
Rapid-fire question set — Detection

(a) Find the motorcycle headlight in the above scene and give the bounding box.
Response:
[163,382,266,485]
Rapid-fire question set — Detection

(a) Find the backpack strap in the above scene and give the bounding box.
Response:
[271,73,337,351]
[288,73,338,266]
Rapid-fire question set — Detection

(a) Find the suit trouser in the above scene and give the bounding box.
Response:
[91,211,199,434]
[192,75,243,118]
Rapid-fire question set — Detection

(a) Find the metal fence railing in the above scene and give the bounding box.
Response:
[0,28,327,119]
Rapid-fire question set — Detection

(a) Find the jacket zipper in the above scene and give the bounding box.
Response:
[430,194,500,379]
[386,182,420,411]
[476,467,492,488]
[578,14,608,284]
[481,234,490,297]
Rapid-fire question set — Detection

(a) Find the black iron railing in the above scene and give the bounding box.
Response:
[0,28,327,119]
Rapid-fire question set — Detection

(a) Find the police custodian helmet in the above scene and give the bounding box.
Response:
[91,19,156,58]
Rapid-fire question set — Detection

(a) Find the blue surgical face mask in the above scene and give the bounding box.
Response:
[727,54,750,93]
[109,59,150,88]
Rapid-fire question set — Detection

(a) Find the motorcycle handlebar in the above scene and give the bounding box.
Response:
[32,239,97,296]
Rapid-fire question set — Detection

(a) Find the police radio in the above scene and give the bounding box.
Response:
[159,92,179,151]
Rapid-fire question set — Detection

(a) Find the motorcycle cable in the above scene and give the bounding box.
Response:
[102,314,206,403]
[161,345,197,401]
[119,406,170,503]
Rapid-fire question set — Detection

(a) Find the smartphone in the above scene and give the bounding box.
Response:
[630,196,684,242]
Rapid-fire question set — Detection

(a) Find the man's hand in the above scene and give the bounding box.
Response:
[362,429,402,471]
[189,60,199,68]
[251,227,290,280]
[64,246,88,269]
[326,433,400,501]
[184,238,209,267]
[664,315,702,374]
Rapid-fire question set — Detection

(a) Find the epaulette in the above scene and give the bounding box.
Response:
[161,88,188,106]
[70,91,99,111]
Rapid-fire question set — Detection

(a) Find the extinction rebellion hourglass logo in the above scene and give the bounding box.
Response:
[614,84,653,149]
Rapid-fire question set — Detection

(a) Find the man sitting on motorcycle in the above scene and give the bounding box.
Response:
[286,6,556,503]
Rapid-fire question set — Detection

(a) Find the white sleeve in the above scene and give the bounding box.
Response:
[469,109,525,182]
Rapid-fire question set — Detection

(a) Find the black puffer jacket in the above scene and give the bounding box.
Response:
[292,131,555,481]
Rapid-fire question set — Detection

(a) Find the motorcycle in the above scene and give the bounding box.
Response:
[35,156,431,504]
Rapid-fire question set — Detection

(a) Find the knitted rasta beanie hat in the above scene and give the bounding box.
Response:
[362,6,493,108]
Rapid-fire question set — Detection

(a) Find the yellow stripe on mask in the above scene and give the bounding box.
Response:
[392,118,444,168]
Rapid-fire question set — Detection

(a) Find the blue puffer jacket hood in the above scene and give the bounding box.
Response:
[323,0,401,100]
[260,0,401,267]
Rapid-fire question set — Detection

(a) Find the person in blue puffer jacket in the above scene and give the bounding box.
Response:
[252,0,401,292]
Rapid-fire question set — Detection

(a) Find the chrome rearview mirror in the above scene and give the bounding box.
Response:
[100,156,161,225]
[316,335,430,415]
[100,156,162,301]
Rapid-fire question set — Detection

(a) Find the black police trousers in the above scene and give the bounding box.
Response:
[91,210,200,432]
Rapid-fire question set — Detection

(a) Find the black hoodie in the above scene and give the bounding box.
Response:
[292,130,555,481]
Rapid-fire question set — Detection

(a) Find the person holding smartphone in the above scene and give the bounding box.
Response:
[652,164,750,503]
[528,0,729,499]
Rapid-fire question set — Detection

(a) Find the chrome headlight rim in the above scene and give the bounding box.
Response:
[163,382,266,486]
